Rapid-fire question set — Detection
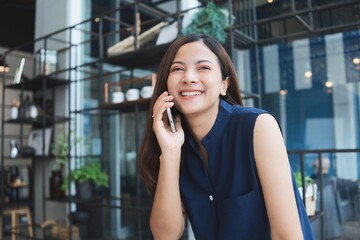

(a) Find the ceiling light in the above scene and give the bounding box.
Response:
[304,70,312,79]
[324,81,333,88]
[280,89,288,95]
[353,57,360,65]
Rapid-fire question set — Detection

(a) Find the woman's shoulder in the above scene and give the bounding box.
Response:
[221,99,267,115]
[220,100,272,125]
[229,104,268,118]
[235,105,267,114]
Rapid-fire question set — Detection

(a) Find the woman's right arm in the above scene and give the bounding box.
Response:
[150,91,185,239]
[150,150,185,239]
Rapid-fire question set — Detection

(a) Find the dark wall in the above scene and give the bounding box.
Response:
[0,0,36,53]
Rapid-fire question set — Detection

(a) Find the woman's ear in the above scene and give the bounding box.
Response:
[220,77,230,96]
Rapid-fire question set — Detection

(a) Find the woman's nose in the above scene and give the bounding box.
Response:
[182,72,198,84]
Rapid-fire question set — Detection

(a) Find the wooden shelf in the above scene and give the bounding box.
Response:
[10,182,29,188]
[103,43,170,69]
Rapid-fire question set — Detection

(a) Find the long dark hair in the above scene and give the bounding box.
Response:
[138,33,243,195]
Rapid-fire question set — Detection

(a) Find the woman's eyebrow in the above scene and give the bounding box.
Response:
[171,60,185,65]
[197,60,213,64]
[171,60,213,65]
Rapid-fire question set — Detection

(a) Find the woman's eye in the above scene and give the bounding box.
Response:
[199,66,210,71]
[171,66,183,72]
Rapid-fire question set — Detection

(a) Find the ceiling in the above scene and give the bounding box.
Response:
[1,0,359,54]
[0,0,36,53]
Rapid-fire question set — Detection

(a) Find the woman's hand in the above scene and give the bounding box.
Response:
[152,91,184,155]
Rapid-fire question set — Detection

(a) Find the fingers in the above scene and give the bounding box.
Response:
[152,91,174,121]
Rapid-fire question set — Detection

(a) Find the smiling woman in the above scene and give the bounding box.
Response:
[138,33,314,240]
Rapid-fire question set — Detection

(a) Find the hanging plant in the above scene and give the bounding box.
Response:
[181,2,231,43]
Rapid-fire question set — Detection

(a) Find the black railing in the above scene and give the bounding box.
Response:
[288,148,360,240]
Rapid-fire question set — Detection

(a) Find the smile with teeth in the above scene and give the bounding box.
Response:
[180,91,202,96]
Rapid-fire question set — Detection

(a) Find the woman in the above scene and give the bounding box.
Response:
[138,33,314,240]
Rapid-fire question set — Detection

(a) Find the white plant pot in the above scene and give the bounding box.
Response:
[298,183,318,216]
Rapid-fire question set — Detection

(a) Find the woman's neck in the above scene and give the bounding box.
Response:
[185,104,219,141]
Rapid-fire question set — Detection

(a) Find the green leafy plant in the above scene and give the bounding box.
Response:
[62,161,109,190]
[181,2,231,43]
[294,171,313,188]
[51,131,81,171]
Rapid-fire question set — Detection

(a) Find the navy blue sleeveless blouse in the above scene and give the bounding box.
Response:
[179,99,314,240]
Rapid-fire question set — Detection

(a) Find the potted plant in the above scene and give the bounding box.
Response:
[294,171,313,189]
[181,1,231,43]
[49,131,80,199]
[49,132,69,199]
[294,171,317,216]
[62,160,109,200]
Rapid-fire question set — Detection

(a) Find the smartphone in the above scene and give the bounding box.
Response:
[166,108,177,133]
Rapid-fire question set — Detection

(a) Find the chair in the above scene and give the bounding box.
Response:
[0,206,33,240]
[336,178,360,223]
[323,184,342,239]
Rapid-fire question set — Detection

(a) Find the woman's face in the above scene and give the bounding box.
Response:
[167,41,229,117]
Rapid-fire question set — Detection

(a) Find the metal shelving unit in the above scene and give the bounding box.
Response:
[0,59,71,239]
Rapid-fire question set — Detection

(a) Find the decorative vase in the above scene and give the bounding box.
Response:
[9,140,19,159]
[11,106,18,119]
[49,170,65,199]
[75,181,92,200]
